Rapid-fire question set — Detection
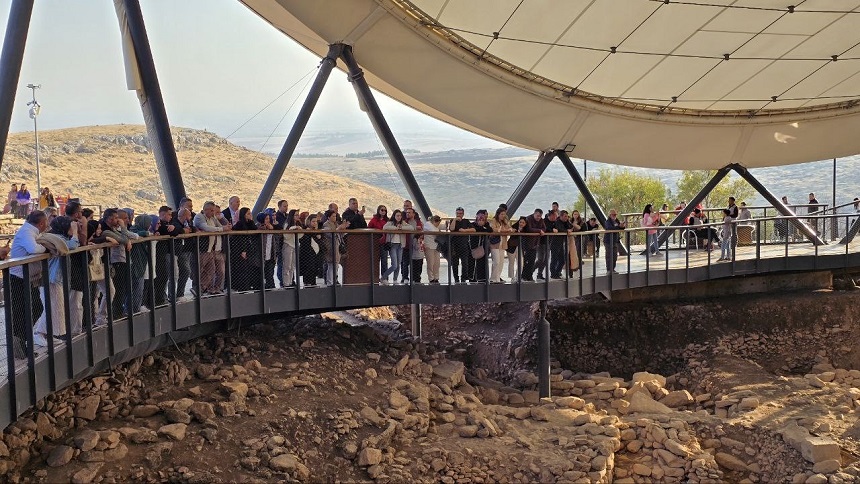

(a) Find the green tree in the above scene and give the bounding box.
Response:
[675,171,756,209]
[574,168,670,219]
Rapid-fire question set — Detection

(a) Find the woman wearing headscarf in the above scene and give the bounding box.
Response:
[489,207,512,283]
[298,213,324,287]
[32,216,80,348]
[470,211,493,282]
[322,209,350,285]
[230,207,259,291]
[129,214,154,313]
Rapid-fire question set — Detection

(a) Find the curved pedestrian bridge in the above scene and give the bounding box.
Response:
[1,214,858,429]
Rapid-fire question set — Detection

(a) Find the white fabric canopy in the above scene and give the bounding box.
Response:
[241,0,860,169]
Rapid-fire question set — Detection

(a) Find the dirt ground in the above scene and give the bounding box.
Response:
[6,289,860,483]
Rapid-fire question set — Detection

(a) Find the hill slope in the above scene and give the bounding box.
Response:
[1,125,414,216]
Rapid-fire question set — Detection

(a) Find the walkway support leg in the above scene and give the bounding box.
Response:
[556,150,627,255]
[340,45,433,220]
[0,0,35,173]
[731,164,825,246]
[117,0,186,209]
[410,303,421,339]
[506,151,554,216]
[538,300,551,399]
[656,166,732,247]
[253,44,342,214]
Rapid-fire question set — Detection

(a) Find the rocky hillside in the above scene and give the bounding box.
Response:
[1,125,416,215]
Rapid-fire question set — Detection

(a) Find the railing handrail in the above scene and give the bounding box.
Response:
[3,211,858,270]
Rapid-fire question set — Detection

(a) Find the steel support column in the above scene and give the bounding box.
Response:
[253,44,342,214]
[340,45,433,220]
[505,151,555,216]
[0,0,35,172]
[731,164,825,245]
[656,166,732,247]
[119,0,186,209]
[537,300,551,399]
[410,303,422,339]
[556,150,627,255]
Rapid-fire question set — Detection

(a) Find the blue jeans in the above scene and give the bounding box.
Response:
[647,233,659,254]
[382,243,402,281]
[720,238,731,260]
[380,244,390,276]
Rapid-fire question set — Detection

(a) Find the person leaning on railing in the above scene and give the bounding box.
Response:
[32,216,79,348]
[152,206,183,305]
[9,210,49,358]
[299,213,324,287]
[522,208,546,281]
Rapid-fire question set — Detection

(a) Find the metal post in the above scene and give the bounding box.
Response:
[538,300,551,399]
[556,150,626,255]
[656,166,732,247]
[832,158,837,241]
[117,0,187,209]
[730,164,825,245]
[340,44,433,220]
[410,303,421,339]
[253,44,343,214]
[26,84,41,195]
[0,0,35,172]
[505,151,555,216]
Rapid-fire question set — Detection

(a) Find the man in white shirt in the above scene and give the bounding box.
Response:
[194,201,230,294]
[10,210,48,358]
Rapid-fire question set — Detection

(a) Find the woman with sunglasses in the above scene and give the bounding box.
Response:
[368,205,389,280]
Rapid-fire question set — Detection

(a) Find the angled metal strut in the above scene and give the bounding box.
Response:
[656,164,825,246]
[120,0,187,209]
[0,0,35,173]
[254,44,343,215]
[254,44,433,220]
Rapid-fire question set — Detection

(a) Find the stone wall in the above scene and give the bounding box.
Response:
[547,289,860,379]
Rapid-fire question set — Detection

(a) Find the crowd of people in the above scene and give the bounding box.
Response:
[3,195,624,359]
[4,191,850,359]
[4,183,59,218]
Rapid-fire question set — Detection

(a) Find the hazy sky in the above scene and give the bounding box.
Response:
[0,0,497,144]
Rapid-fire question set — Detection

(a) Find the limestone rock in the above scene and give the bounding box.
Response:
[269,453,310,479]
[660,390,694,408]
[801,437,840,464]
[738,397,760,411]
[46,445,74,467]
[157,423,187,441]
[164,408,191,424]
[625,391,672,414]
[131,404,160,418]
[188,401,215,422]
[130,428,159,444]
[554,396,585,409]
[71,463,104,484]
[632,371,666,388]
[812,459,840,474]
[632,463,652,476]
[358,448,382,466]
[715,452,749,471]
[74,429,100,451]
[433,361,465,387]
[104,443,128,462]
[75,395,100,421]
[221,381,249,398]
[459,425,479,438]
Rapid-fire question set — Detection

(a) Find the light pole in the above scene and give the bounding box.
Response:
[26,83,41,198]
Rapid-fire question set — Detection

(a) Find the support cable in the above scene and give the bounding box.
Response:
[224,67,316,141]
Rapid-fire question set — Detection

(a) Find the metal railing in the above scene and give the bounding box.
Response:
[1,213,859,429]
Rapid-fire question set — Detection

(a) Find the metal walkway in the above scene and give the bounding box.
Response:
[1,215,859,429]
